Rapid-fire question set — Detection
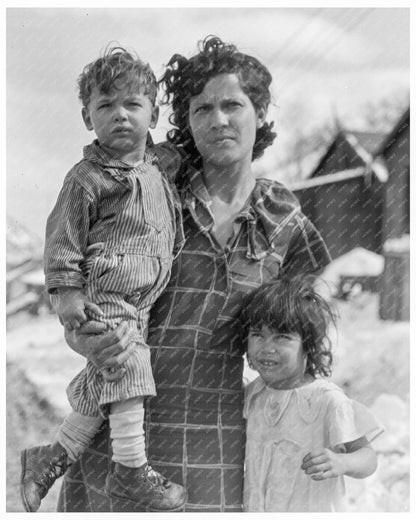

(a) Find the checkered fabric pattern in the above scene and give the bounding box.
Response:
[57,167,331,512]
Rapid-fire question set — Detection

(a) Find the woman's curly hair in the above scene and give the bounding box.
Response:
[78,45,157,107]
[242,275,337,378]
[159,36,277,169]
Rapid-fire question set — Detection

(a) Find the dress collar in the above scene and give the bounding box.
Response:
[182,167,301,259]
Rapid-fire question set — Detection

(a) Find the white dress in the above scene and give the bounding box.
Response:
[243,378,383,512]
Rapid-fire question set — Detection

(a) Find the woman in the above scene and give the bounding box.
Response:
[57,36,331,512]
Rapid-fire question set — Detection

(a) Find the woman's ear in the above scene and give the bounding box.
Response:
[149,105,159,129]
[256,106,267,129]
[82,107,94,131]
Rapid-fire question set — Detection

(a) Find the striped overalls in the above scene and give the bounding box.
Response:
[45,142,178,417]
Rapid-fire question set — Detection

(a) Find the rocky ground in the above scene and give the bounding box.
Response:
[6,293,410,512]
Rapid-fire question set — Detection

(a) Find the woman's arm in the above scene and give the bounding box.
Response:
[301,439,377,480]
[64,320,136,371]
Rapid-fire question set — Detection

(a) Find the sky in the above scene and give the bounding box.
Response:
[6,6,410,240]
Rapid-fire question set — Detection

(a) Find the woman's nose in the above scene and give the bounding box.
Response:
[210,108,228,128]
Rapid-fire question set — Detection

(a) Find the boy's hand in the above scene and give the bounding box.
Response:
[101,365,126,382]
[301,449,346,480]
[55,288,103,330]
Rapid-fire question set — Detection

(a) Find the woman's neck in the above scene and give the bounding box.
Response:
[202,159,255,205]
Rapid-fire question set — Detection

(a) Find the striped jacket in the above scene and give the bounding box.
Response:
[44,140,183,293]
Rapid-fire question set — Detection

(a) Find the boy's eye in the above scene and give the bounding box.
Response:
[98,103,110,109]
[225,100,242,108]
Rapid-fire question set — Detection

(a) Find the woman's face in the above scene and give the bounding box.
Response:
[188,73,265,169]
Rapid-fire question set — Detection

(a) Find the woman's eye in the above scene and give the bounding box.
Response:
[194,105,208,114]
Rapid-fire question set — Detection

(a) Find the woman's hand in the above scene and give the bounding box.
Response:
[64,321,136,380]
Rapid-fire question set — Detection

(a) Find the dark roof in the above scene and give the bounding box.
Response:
[346,131,387,155]
[375,106,410,156]
[308,127,388,180]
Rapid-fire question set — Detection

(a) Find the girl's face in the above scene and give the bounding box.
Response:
[248,326,309,390]
[187,73,266,170]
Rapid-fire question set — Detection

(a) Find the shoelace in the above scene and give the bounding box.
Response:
[35,453,70,498]
[144,465,169,490]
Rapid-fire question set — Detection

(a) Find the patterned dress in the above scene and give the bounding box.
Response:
[57,161,331,512]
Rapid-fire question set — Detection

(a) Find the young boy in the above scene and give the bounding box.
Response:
[20,47,186,512]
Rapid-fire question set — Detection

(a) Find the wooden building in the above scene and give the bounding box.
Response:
[376,108,410,241]
[290,109,410,260]
[311,129,387,178]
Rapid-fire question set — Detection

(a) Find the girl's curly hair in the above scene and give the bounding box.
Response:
[242,275,337,378]
[159,36,277,169]
[78,45,157,107]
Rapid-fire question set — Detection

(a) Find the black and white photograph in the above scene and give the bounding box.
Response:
[6,5,411,514]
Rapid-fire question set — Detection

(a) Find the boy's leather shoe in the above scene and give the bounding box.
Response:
[20,442,71,512]
[105,462,186,511]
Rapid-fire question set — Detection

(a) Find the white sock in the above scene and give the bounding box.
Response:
[109,397,147,468]
[56,411,103,462]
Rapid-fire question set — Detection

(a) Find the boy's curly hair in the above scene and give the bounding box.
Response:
[78,45,157,107]
[159,36,277,169]
[242,275,336,378]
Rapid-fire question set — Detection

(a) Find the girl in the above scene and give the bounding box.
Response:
[242,275,382,512]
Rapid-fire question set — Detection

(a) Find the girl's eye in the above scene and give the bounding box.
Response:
[99,103,110,109]
[249,330,262,338]
[276,333,296,342]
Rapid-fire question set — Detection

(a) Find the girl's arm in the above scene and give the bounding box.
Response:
[301,437,377,480]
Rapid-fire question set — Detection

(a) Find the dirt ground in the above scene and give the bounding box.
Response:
[6,293,410,512]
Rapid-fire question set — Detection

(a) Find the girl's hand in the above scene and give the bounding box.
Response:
[301,449,346,480]
[64,321,135,377]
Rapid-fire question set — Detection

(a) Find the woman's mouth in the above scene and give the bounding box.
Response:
[256,359,279,368]
[212,135,235,144]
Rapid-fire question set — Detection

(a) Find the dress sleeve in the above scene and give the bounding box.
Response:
[44,173,93,292]
[153,141,183,182]
[280,213,331,277]
[325,391,384,450]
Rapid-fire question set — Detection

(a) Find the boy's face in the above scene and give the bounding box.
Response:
[82,84,158,163]
[248,326,307,390]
